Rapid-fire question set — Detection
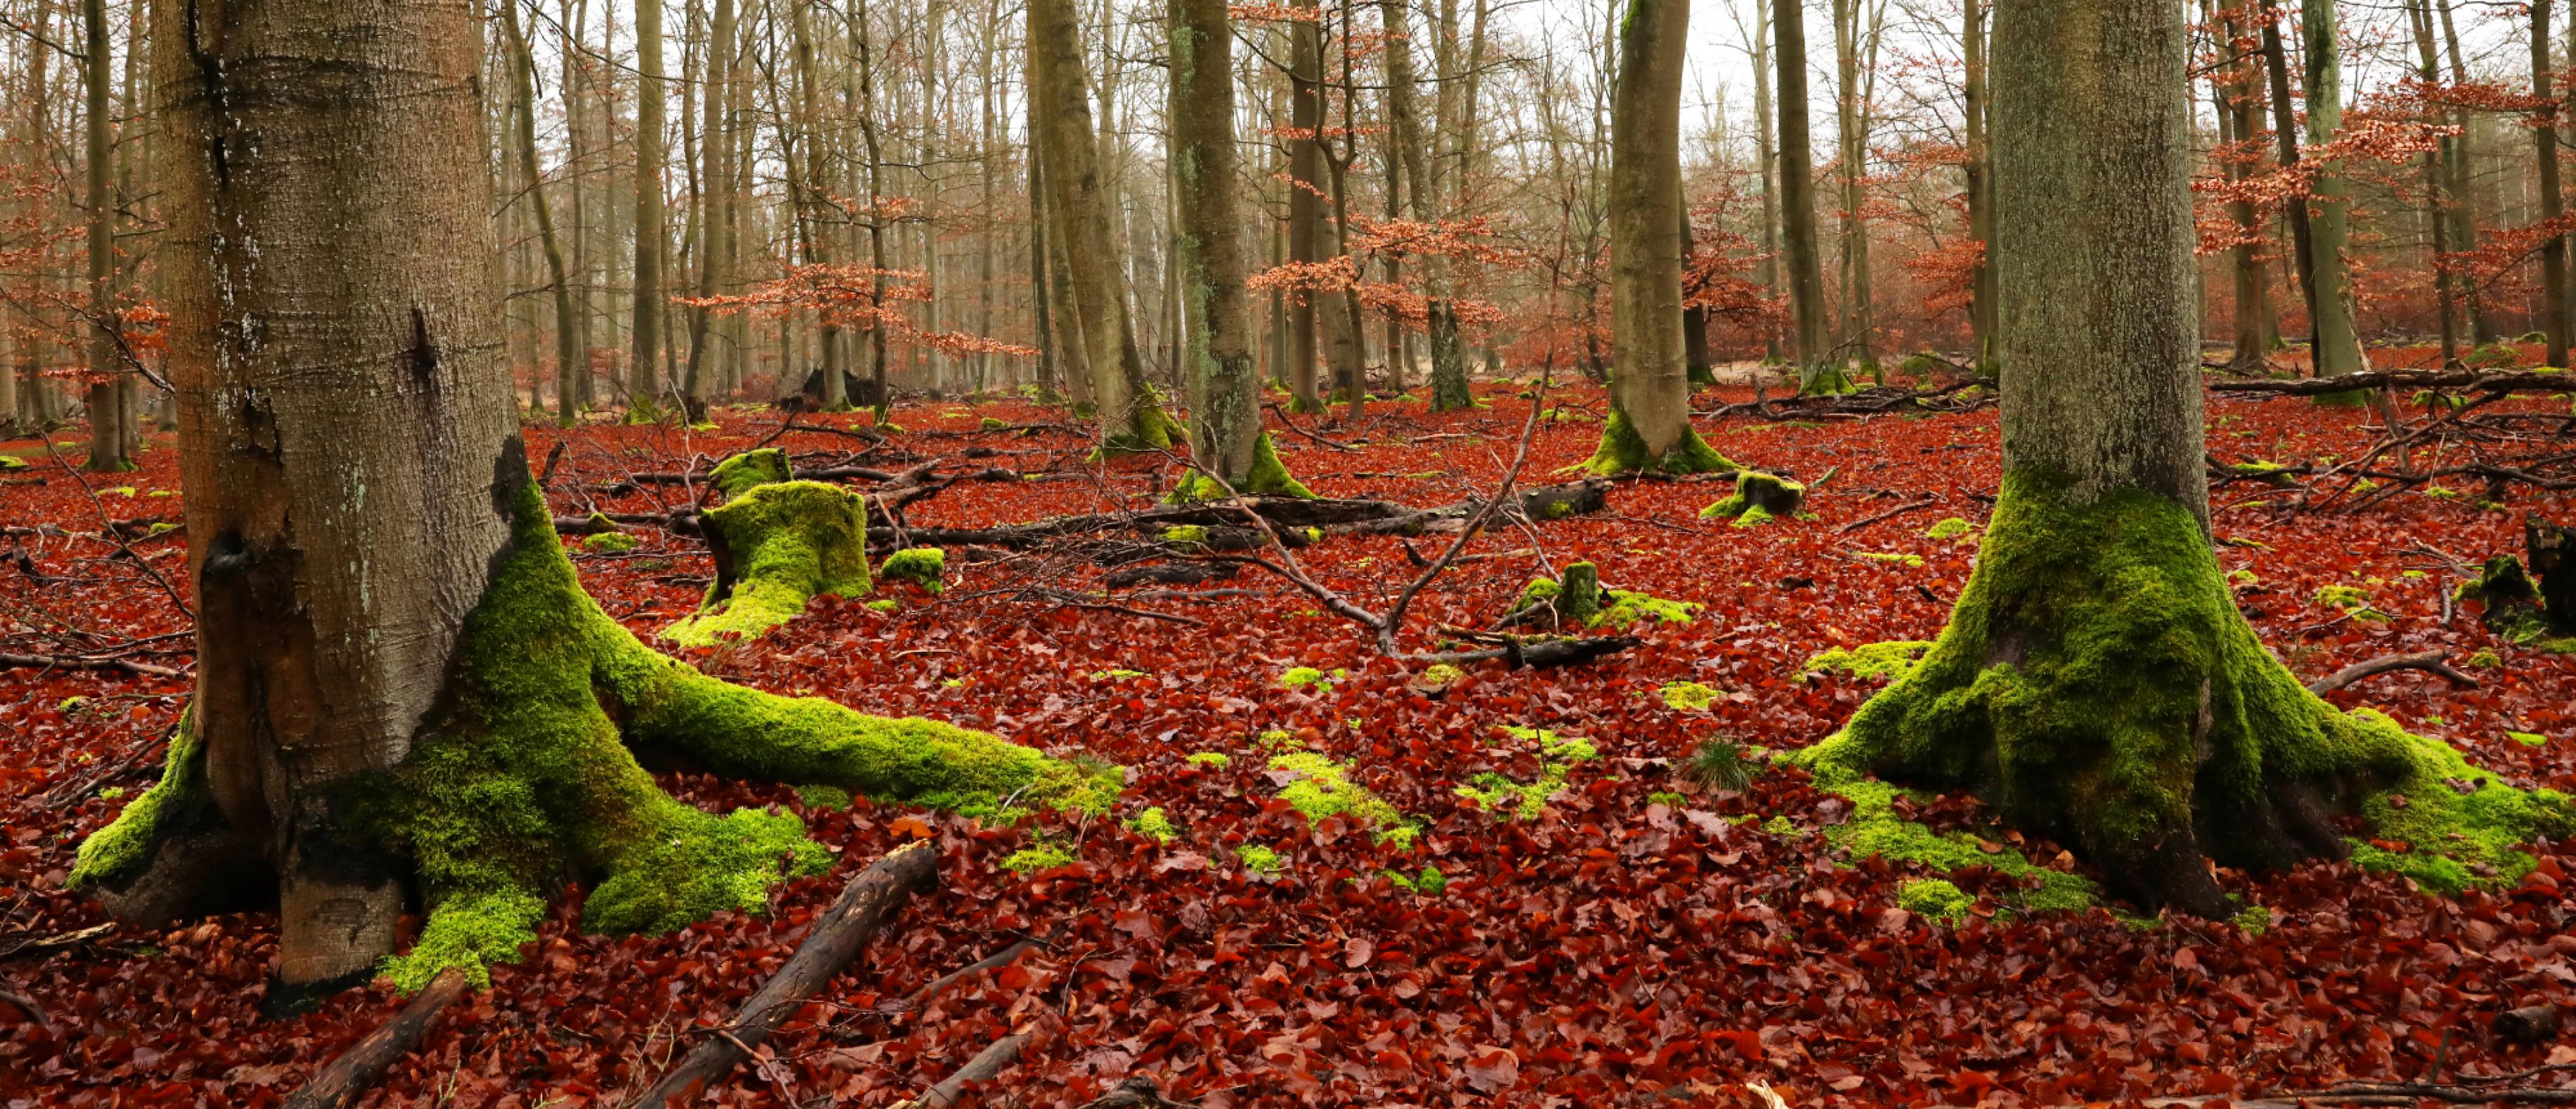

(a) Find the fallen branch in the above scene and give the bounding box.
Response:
[281,968,469,1109]
[907,937,1047,1009]
[892,1031,1033,1108]
[626,841,940,1108]
[1402,634,1641,669]
[0,986,49,1033]
[2211,368,2576,397]
[1835,495,1942,535]
[0,652,186,679]
[2305,650,2479,695]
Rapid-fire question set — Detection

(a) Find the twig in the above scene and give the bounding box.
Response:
[892,1031,1033,1108]
[0,651,186,679]
[1836,495,1943,534]
[0,986,49,1033]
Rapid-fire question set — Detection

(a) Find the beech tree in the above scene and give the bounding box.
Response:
[1772,0,1837,392]
[1796,0,2567,914]
[1167,0,1309,498]
[73,0,1108,995]
[1581,0,1733,475]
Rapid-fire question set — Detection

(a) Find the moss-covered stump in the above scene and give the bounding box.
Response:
[878,547,946,594]
[1798,363,1858,396]
[74,482,1117,992]
[1572,409,1737,476]
[1169,434,1317,502]
[1791,469,2572,916]
[1096,404,1184,457]
[2458,549,2576,653]
[1700,471,1805,525]
[663,480,873,648]
[709,447,792,498]
[1516,562,1603,626]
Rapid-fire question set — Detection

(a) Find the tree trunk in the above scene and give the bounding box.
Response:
[1285,0,1326,413]
[1806,0,2566,919]
[1583,0,1733,476]
[1963,0,1996,368]
[681,0,736,419]
[1750,8,1783,362]
[80,0,125,472]
[1829,0,1877,376]
[1772,0,1836,392]
[1168,0,1309,500]
[2257,6,2318,359]
[503,0,584,429]
[2436,0,2496,345]
[2217,0,2273,366]
[1030,0,1167,447]
[625,0,668,417]
[81,0,1115,999]
[1381,0,1469,410]
[2407,0,2458,366]
[2534,1,2572,368]
[2300,0,2366,378]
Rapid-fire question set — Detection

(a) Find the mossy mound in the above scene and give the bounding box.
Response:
[1570,409,1738,476]
[1803,641,1934,681]
[76,482,1119,993]
[1659,681,1721,710]
[1169,434,1317,502]
[1897,878,1974,924]
[1794,469,2572,915]
[878,547,946,593]
[1699,471,1806,525]
[1457,726,1598,819]
[1268,752,1417,846]
[662,480,873,648]
[1926,517,1975,542]
[2458,552,2576,653]
[580,531,640,554]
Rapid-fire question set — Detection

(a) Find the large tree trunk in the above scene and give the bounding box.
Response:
[1285,0,1326,413]
[1581,0,1733,476]
[1168,0,1309,500]
[628,0,669,418]
[1772,0,1836,392]
[1803,0,2568,919]
[2301,0,2365,378]
[80,0,1113,999]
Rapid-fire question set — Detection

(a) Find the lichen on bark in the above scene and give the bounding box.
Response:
[1794,469,2572,914]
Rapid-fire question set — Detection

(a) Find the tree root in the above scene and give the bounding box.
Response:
[626,842,938,1108]
[282,969,468,1109]
[2306,650,2479,695]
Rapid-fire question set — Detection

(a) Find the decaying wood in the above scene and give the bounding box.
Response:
[2304,650,2479,695]
[0,986,50,1033]
[2496,1003,2563,1045]
[2210,368,2576,397]
[1073,1076,1195,1108]
[0,652,186,679]
[281,969,469,1109]
[892,1031,1032,1108]
[626,841,940,1108]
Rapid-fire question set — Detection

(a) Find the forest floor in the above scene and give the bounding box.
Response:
[3,369,2574,1108]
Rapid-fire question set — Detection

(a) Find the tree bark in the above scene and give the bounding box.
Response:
[1772,0,1835,390]
[2534,0,2572,369]
[630,0,670,416]
[2436,0,2496,344]
[2258,5,2317,357]
[80,0,125,472]
[502,0,584,429]
[1285,0,1326,412]
[681,0,737,419]
[1030,0,1166,447]
[2406,0,2458,366]
[1963,0,1996,369]
[2302,0,2365,378]
[1380,0,1469,410]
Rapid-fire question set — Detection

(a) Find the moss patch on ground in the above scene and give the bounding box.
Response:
[1660,681,1721,710]
[1457,726,1599,820]
[1169,434,1317,501]
[1803,641,1934,682]
[878,548,946,593]
[1269,752,1417,846]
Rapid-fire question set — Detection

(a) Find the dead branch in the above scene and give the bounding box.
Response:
[2210,368,2576,397]
[626,841,940,1108]
[1835,495,1943,534]
[281,969,470,1109]
[0,652,186,679]
[0,986,49,1033]
[907,937,1047,1009]
[892,1031,1033,1108]
[2305,650,2479,695]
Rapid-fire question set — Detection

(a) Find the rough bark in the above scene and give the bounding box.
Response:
[2215,0,2272,368]
[2302,0,2365,378]
[2534,1,2572,368]
[2436,0,2496,344]
[80,0,125,472]
[2257,6,2317,352]
[681,0,738,418]
[629,0,670,417]
[2406,0,2458,365]
[1772,0,1835,391]
[1380,0,1469,410]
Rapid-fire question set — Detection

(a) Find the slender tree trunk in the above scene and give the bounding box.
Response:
[2218,0,2273,365]
[628,0,668,416]
[2408,0,2458,365]
[785,0,843,409]
[1773,0,1834,390]
[1829,0,1876,373]
[80,0,124,471]
[1030,0,1164,445]
[2301,0,2364,377]
[503,0,583,428]
[681,0,736,419]
[2258,6,2318,358]
[1751,9,1783,362]
[1381,0,1469,409]
[2534,1,2572,368]
[1963,0,1996,367]
[2437,0,2496,344]
[1285,0,1326,412]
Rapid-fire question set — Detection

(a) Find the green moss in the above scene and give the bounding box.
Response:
[1855,552,1926,567]
[1160,525,1210,549]
[2232,903,2272,934]
[1186,752,1231,769]
[1794,468,2572,907]
[1803,640,1934,681]
[2468,650,2502,668]
[981,416,1009,430]
[878,547,945,593]
[1731,506,1775,528]
[1897,878,1974,924]
[709,448,792,499]
[1002,839,1081,872]
[1458,726,1600,820]
[1570,409,1737,476]
[2344,709,2574,892]
[1235,843,1284,874]
[1168,434,1317,502]
[354,481,1118,991]
[2458,555,2573,650]
[1388,863,1448,894]
[1419,663,1467,688]
[1594,589,1698,628]
[662,481,873,648]
[1268,752,1417,845]
[580,531,640,553]
[70,710,205,889]
[866,599,901,612]
[1126,806,1176,843]
[796,784,852,810]
[1647,791,1688,808]
[1660,681,1722,710]
[1091,668,1147,681]
[1278,666,1343,691]
[1784,751,2100,915]
[1701,471,1805,525]
[1926,517,1974,542]
[2229,461,2298,487]
[2313,584,2382,620]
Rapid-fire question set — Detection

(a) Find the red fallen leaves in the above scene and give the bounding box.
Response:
[4,376,2576,1106]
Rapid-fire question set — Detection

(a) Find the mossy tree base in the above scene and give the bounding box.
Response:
[1169,433,1316,502]
[664,460,873,648]
[75,482,1119,992]
[1793,469,2571,915]
[1572,409,1738,476]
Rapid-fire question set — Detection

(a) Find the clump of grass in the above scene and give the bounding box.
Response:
[1680,737,1760,792]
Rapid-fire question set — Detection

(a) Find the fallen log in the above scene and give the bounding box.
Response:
[2210,368,2576,397]
[1405,635,1641,669]
[897,482,1609,551]
[281,969,469,1109]
[0,652,186,679]
[626,841,940,1108]
[892,1031,1033,1109]
[2305,650,2479,695]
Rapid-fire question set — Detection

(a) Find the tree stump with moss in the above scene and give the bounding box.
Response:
[664,479,873,648]
[1700,471,1804,525]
